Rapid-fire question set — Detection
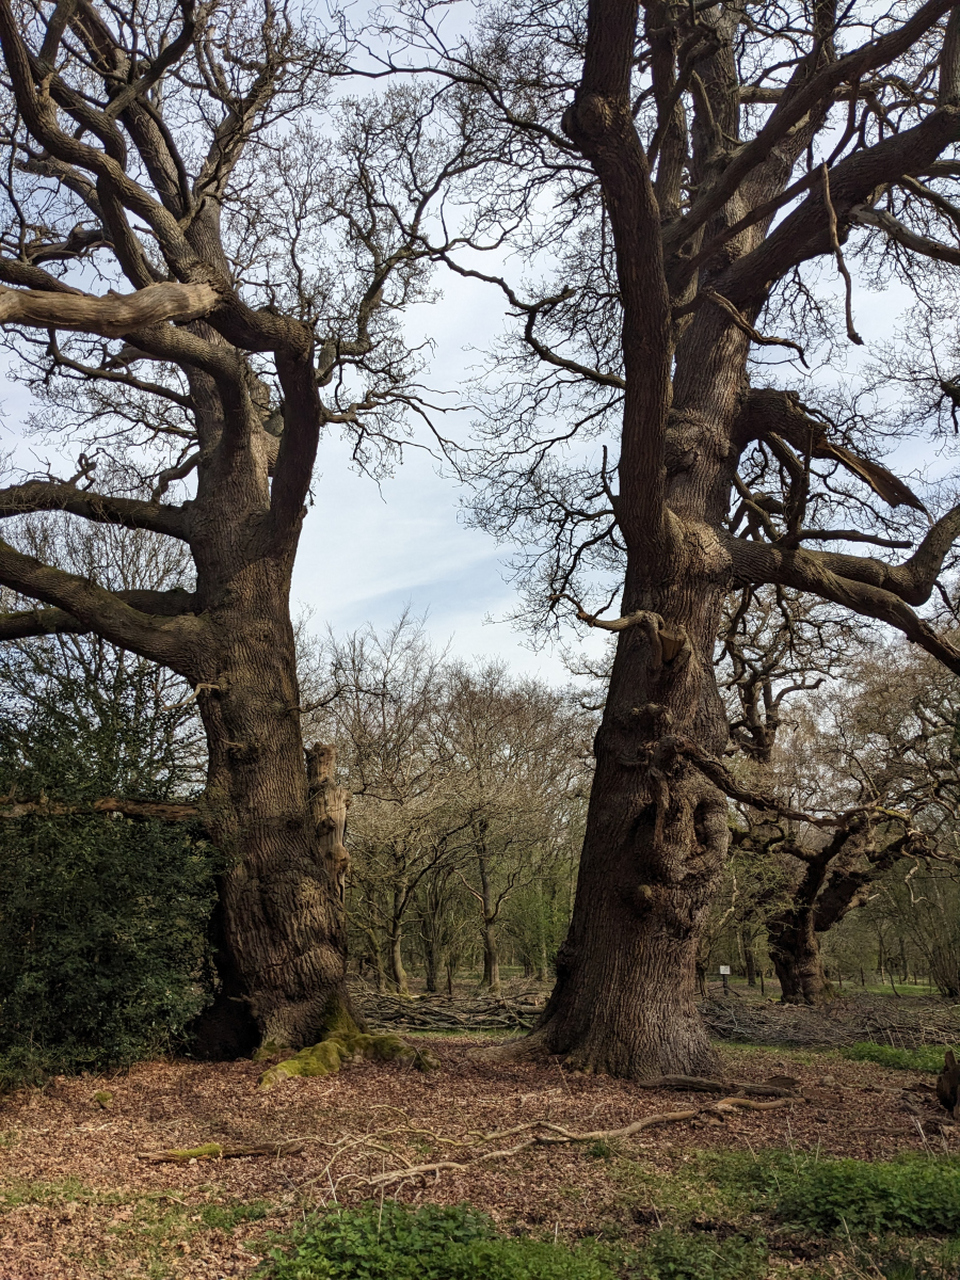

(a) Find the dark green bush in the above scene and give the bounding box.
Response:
[262,1200,617,1280]
[839,1043,955,1074]
[0,812,216,1086]
[0,647,215,1088]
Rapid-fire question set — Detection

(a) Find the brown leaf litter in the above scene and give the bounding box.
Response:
[0,1036,955,1279]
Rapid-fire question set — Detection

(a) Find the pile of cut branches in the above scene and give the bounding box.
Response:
[353,990,541,1032]
[356,987,960,1050]
[701,994,960,1050]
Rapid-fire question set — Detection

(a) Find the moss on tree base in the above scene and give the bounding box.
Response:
[257,1031,440,1089]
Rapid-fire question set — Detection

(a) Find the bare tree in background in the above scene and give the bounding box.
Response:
[0,516,205,801]
[759,637,960,1001]
[312,618,592,995]
[0,0,490,1054]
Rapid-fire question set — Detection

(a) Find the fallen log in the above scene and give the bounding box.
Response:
[139,1140,304,1163]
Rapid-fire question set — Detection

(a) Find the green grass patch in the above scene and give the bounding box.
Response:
[637,1228,768,1279]
[864,1236,960,1279]
[261,1199,618,1279]
[839,1042,956,1073]
[200,1199,272,1231]
[0,1175,113,1211]
[0,1178,276,1278]
[707,1151,960,1235]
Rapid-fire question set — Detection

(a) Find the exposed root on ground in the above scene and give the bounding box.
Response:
[634,1075,801,1098]
[466,1029,549,1063]
[342,1095,796,1190]
[467,1039,803,1098]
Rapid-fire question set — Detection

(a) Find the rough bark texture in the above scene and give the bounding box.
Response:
[0,1,410,1056]
[490,0,960,1075]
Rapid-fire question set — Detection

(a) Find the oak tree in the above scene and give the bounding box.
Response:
[401,0,960,1073]
[0,0,481,1054]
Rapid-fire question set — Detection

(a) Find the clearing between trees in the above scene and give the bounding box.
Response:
[1,989,959,1280]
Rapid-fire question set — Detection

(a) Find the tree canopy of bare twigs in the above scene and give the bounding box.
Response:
[0,0,501,1056]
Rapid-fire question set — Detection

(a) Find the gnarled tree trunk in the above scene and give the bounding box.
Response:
[189,561,361,1055]
[767,911,832,1005]
[528,576,732,1076]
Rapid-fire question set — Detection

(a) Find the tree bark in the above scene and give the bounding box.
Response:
[190,569,360,1055]
[767,911,833,1005]
[527,581,731,1076]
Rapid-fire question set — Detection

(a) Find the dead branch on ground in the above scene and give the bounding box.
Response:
[348,1096,795,1189]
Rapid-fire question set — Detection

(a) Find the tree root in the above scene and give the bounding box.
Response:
[463,1028,549,1063]
[257,1031,440,1089]
[350,1095,795,1189]
[467,1038,803,1098]
[633,1075,801,1098]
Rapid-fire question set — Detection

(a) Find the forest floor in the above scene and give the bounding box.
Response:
[0,989,958,1279]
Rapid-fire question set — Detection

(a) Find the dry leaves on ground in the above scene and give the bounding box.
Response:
[0,1036,955,1279]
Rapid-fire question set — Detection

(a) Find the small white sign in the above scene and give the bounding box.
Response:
[719,966,731,975]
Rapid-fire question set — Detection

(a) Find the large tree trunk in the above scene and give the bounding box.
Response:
[525,578,731,1077]
[190,565,359,1055]
[767,910,832,1005]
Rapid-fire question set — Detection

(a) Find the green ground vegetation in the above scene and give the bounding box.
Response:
[259,1150,960,1280]
[838,1043,956,1073]
[5,1146,960,1278]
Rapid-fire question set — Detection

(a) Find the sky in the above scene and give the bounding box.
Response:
[3,253,958,689]
[293,270,612,682]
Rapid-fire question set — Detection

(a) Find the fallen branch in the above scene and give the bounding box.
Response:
[353,1096,794,1189]
[139,1140,304,1163]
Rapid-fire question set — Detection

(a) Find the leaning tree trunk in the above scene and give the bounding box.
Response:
[190,564,361,1056]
